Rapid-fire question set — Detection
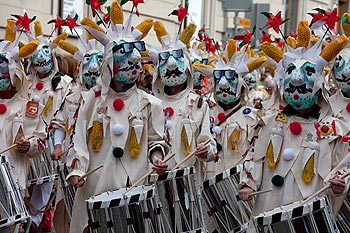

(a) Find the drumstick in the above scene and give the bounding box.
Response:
[171,138,212,171]
[301,170,350,205]
[65,165,104,188]
[123,152,175,195]
[236,188,273,200]
[0,135,35,155]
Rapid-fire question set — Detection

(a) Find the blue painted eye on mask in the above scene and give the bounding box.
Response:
[82,51,104,88]
[31,45,53,74]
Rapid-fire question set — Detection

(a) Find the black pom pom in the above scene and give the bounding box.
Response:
[113,147,124,158]
[271,175,284,187]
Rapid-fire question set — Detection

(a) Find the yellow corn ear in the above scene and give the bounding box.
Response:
[18,42,24,49]
[197,43,203,50]
[179,22,197,45]
[140,49,149,58]
[135,18,154,40]
[342,13,350,37]
[34,20,43,37]
[266,140,281,168]
[226,39,236,61]
[320,34,349,62]
[153,21,169,44]
[297,20,310,48]
[265,64,276,73]
[143,63,154,72]
[110,0,123,25]
[129,127,140,159]
[58,40,79,56]
[181,126,191,155]
[229,128,240,153]
[80,17,106,40]
[5,20,16,42]
[52,32,68,45]
[286,36,297,49]
[19,40,39,58]
[42,96,53,117]
[89,121,103,152]
[260,42,283,63]
[247,56,267,72]
[302,154,315,183]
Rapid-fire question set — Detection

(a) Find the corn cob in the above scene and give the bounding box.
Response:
[197,43,203,50]
[247,56,267,72]
[342,13,350,37]
[266,140,281,168]
[229,128,240,153]
[320,34,349,62]
[153,21,169,44]
[143,63,154,72]
[140,49,149,58]
[301,154,315,183]
[310,36,328,49]
[89,121,103,152]
[179,22,197,45]
[18,42,24,49]
[226,39,236,61]
[220,51,227,63]
[129,127,140,159]
[19,40,39,58]
[52,32,68,45]
[5,20,16,42]
[286,36,297,49]
[110,0,123,25]
[192,61,214,69]
[260,42,283,63]
[244,44,251,58]
[80,17,106,40]
[136,18,154,40]
[181,126,191,155]
[265,64,276,73]
[34,20,43,37]
[297,20,310,48]
[58,40,79,56]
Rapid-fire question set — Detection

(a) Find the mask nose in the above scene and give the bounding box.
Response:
[218,76,229,88]
[128,48,141,63]
[166,55,178,70]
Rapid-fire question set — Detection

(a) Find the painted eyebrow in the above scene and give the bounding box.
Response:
[84,54,92,58]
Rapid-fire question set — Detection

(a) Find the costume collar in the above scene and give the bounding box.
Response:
[282,104,320,119]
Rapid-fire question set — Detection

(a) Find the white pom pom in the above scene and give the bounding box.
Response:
[213,126,222,134]
[32,95,40,103]
[282,148,294,161]
[112,123,124,135]
[165,120,171,129]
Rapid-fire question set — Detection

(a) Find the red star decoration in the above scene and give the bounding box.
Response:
[260,31,272,43]
[262,11,286,33]
[234,30,253,44]
[324,8,339,30]
[169,4,188,23]
[13,12,33,32]
[103,13,110,24]
[64,16,79,30]
[48,16,65,31]
[90,0,105,17]
[308,12,325,27]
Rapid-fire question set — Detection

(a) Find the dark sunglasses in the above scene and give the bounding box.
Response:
[113,41,146,53]
[213,70,238,80]
[159,49,183,61]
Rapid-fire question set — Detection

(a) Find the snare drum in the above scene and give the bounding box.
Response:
[0,155,30,230]
[56,163,76,219]
[336,190,350,233]
[253,197,338,233]
[149,166,206,233]
[202,165,253,233]
[86,185,161,233]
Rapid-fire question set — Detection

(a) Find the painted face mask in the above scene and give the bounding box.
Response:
[0,55,10,91]
[283,60,318,110]
[332,52,350,95]
[31,44,53,74]
[192,58,208,87]
[159,49,187,86]
[243,71,257,90]
[82,51,103,87]
[113,41,144,84]
[214,69,240,104]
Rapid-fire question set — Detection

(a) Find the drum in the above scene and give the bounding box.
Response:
[202,165,253,233]
[336,190,350,233]
[56,163,76,219]
[0,155,30,230]
[253,197,338,233]
[148,166,206,233]
[86,185,162,233]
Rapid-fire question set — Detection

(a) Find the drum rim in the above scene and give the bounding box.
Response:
[26,174,59,187]
[203,165,243,188]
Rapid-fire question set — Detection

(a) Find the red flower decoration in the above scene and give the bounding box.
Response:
[261,11,287,33]
[260,31,272,43]
[36,82,44,90]
[64,15,79,31]
[113,98,124,111]
[12,12,35,32]
[169,3,189,23]
[120,0,145,17]
[324,8,339,30]
[290,122,302,135]
[164,107,174,117]
[48,16,65,32]
[0,104,6,114]
[217,112,226,122]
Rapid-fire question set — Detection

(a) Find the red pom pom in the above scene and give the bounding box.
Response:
[290,122,302,135]
[279,104,285,110]
[36,82,44,90]
[321,125,329,133]
[164,107,174,116]
[346,103,350,112]
[0,104,7,114]
[342,135,349,142]
[113,98,124,111]
[217,112,226,122]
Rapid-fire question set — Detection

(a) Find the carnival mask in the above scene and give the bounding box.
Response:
[159,49,187,86]
[0,55,10,91]
[192,58,208,87]
[214,69,240,104]
[332,51,350,95]
[31,44,53,74]
[82,51,103,88]
[243,71,257,90]
[113,41,144,84]
[283,60,318,110]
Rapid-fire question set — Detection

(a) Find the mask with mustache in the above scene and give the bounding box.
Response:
[215,73,240,104]
[159,50,187,86]
[0,55,10,91]
[82,51,103,88]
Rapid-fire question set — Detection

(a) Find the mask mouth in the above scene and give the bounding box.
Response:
[34,60,52,68]
[164,68,183,79]
[84,71,100,78]
[217,87,236,96]
[284,83,312,94]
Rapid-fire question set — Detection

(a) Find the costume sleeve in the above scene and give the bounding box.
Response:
[25,137,42,158]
